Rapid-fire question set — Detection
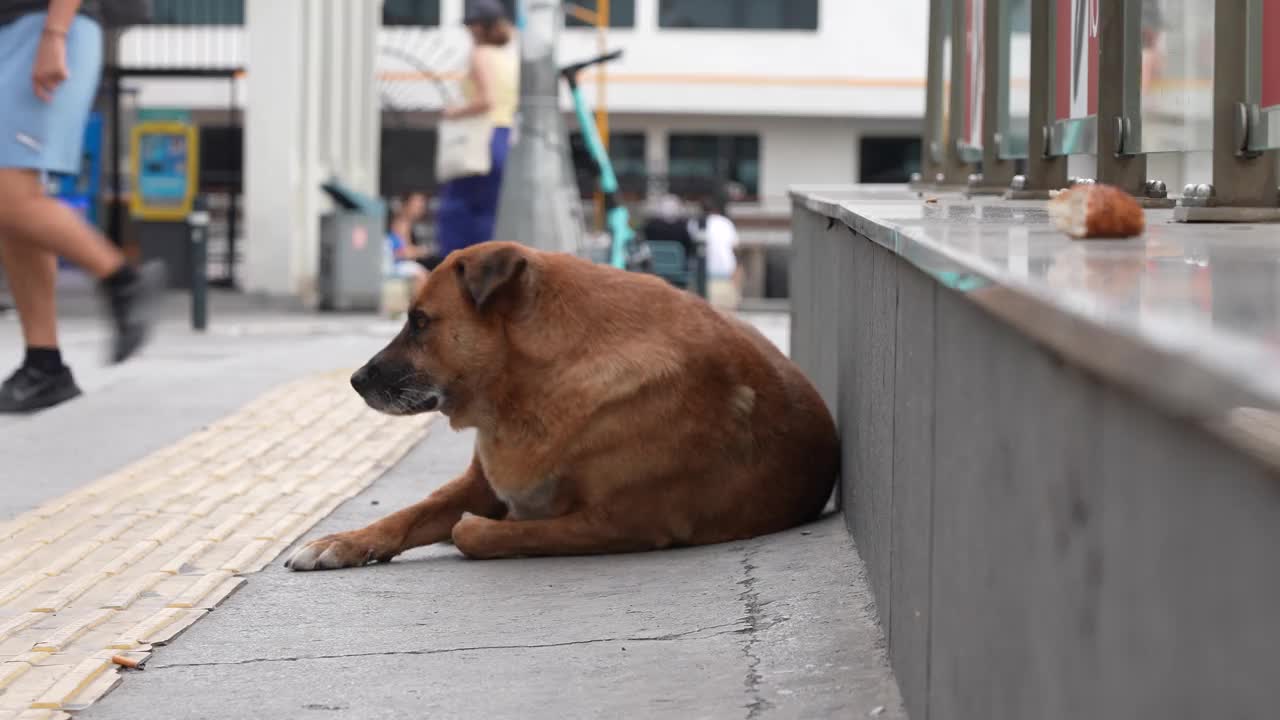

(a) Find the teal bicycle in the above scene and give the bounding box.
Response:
[560,50,649,271]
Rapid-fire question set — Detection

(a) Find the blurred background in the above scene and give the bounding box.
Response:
[23,0,931,311]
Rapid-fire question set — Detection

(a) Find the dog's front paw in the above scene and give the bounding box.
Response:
[285,530,397,571]
[451,513,499,559]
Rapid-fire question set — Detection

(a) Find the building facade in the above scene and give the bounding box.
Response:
[112,0,929,297]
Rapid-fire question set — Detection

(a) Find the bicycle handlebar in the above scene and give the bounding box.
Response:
[560,49,624,82]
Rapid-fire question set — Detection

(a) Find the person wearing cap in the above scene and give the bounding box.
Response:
[435,0,519,259]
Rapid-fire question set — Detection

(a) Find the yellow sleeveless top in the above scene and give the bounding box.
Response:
[463,45,519,128]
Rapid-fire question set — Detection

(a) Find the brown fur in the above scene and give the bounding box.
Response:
[286,242,838,569]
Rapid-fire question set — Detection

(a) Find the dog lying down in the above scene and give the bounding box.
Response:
[286,242,837,570]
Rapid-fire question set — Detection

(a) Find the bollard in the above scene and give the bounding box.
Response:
[693,240,708,299]
[188,199,210,332]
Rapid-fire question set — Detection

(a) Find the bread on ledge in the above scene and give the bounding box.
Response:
[1048,184,1146,239]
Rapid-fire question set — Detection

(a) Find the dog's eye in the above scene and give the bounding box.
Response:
[409,311,430,333]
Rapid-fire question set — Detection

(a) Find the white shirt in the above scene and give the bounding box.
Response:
[703,213,739,278]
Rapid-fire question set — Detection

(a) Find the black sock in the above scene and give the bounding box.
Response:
[103,264,138,291]
[24,347,64,373]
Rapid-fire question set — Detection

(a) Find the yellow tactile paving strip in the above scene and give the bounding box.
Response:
[0,372,434,718]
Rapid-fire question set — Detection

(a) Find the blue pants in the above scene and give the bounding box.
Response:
[0,13,103,174]
[435,126,511,256]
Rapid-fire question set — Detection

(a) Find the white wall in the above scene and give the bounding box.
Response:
[121,0,930,120]
[242,0,381,301]
[557,0,929,118]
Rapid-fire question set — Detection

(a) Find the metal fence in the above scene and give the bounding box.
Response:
[919,0,1280,221]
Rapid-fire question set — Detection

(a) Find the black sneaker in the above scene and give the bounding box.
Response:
[0,365,83,413]
[101,261,164,364]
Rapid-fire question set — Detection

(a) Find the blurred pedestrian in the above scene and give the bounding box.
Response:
[0,0,155,414]
[435,0,518,258]
[693,197,741,311]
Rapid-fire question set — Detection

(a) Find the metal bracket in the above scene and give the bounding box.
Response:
[1235,102,1264,159]
[1179,183,1218,208]
[1114,116,1134,156]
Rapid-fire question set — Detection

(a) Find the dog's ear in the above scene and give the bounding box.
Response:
[456,244,528,311]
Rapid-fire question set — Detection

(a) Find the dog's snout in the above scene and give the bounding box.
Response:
[351,364,380,394]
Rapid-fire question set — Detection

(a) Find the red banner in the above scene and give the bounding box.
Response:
[1055,0,1099,120]
[1265,0,1280,108]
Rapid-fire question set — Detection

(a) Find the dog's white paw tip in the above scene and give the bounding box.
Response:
[285,545,322,572]
[316,546,347,570]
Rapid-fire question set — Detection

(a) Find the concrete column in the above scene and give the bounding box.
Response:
[243,0,381,303]
[440,0,464,27]
[645,123,667,194]
[634,0,660,32]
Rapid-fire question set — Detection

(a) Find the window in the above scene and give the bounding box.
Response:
[658,0,818,30]
[381,128,439,196]
[569,132,647,198]
[383,0,440,27]
[565,0,636,28]
[859,137,922,184]
[463,0,518,21]
[150,0,244,25]
[667,134,760,199]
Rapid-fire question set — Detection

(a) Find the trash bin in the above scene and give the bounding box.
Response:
[318,178,386,312]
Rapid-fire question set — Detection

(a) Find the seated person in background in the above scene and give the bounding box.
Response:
[642,194,695,258]
[386,192,431,294]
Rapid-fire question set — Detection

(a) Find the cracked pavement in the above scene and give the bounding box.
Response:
[3,303,902,719]
[83,424,903,720]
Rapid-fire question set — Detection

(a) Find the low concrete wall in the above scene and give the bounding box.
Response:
[791,203,1280,720]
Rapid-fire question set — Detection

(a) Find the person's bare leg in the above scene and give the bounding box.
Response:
[0,168,122,278]
[0,235,59,348]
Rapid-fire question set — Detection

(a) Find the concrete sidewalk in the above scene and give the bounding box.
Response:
[84,426,902,720]
[2,303,901,719]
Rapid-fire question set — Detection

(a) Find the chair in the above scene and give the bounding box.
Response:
[646,240,691,289]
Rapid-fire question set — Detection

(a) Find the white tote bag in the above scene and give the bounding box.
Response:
[435,114,493,183]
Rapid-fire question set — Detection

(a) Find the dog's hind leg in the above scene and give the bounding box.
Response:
[286,455,507,571]
[450,511,672,559]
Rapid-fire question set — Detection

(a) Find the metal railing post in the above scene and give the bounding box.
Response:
[975,0,1018,193]
[945,0,976,186]
[920,0,950,186]
[1008,0,1066,198]
[1175,0,1280,221]
[1096,0,1164,204]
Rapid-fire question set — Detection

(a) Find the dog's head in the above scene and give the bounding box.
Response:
[351,242,531,423]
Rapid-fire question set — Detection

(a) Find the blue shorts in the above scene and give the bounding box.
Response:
[0,13,103,175]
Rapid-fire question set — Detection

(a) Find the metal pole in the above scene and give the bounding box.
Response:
[493,0,589,255]
[944,0,974,186]
[225,73,238,288]
[1174,0,1280,220]
[1096,0,1169,205]
[975,0,1018,193]
[189,199,210,332]
[593,0,610,229]
[919,0,948,186]
[1009,0,1067,198]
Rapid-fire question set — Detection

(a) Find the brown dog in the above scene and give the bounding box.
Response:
[285,242,837,570]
